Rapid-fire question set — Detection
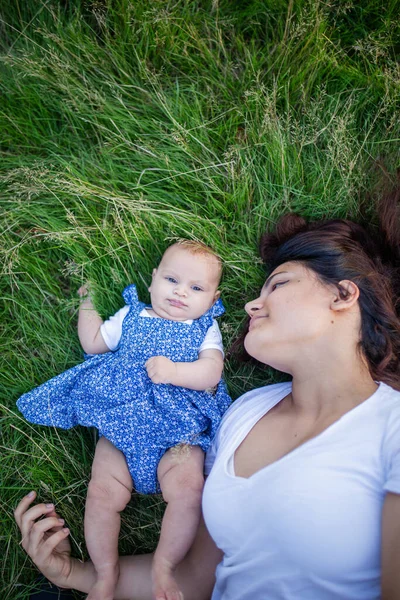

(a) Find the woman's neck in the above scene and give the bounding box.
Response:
[288,351,378,420]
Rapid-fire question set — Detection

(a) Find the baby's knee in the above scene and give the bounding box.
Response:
[181,473,204,507]
[87,475,131,512]
[162,470,204,507]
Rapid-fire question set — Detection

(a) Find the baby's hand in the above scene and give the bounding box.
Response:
[78,284,90,299]
[145,356,177,385]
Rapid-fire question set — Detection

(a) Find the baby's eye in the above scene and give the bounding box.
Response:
[192,285,204,292]
[271,280,289,291]
[166,277,178,284]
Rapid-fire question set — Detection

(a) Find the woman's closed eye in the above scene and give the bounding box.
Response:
[271,280,289,292]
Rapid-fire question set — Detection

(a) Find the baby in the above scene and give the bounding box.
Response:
[17,240,231,600]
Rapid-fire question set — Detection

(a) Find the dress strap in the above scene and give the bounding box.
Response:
[209,298,225,318]
[122,284,140,307]
[199,299,225,327]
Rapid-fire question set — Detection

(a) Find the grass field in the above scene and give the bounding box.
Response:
[1,0,399,597]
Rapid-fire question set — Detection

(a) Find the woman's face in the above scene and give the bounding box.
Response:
[244,262,339,372]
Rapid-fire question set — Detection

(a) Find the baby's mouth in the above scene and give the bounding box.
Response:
[168,299,187,308]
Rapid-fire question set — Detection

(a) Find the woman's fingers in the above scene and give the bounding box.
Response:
[14,492,72,588]
[14,491,36,529]
[32,527,70,570]
[29,516,66,549]
[47,509,61,520]
[17,500,56,543]
[36,528,70,562]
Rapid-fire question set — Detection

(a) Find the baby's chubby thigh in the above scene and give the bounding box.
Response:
[87,437,133,511]
[157,445,205,507]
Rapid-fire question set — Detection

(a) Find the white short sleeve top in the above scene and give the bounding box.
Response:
[203,381,400,600]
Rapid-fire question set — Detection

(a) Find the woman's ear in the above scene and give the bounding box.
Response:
[330,280,360,311]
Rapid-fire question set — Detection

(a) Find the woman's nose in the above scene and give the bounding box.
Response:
[245,298,262,316]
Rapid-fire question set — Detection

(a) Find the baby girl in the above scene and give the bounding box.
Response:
[17,240,231,600]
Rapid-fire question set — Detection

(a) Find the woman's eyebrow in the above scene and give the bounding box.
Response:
[263,271,289,289]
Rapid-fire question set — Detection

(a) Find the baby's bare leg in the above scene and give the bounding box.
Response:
[153,445,205,600]
[85,437,133,600]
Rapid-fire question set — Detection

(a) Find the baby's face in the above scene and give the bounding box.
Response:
[149,245,221,321]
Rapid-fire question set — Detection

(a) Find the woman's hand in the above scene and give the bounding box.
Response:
[14,491,73,588]
[14,492,220,599]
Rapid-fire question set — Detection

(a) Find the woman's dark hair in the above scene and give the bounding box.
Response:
[259,175,400,390]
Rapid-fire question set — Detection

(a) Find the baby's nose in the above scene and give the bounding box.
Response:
[174,284,187,297]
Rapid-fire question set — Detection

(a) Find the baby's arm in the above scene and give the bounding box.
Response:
[77,286,110,355]
[145,349,223,391]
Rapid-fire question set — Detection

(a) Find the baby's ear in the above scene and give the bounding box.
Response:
[148,268,157,292]
[213,289,221,302]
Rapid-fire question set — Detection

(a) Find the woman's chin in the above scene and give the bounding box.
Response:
[244,336,269,365]
[244,337,290,373]
[243,334,254,357]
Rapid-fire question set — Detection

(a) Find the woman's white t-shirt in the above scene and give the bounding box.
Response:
[100,305,224,355]
[203,381,400,600]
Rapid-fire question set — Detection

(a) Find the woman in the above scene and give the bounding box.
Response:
[15,193,400,599]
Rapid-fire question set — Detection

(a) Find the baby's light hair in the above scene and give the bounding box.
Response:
[169,239,222,282]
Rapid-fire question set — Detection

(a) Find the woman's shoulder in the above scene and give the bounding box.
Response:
[376,382,400,431]
[232,381,292,409]
[374,382,400,419]
[218,381,292,430]
[377,383,400,494]
[378,381,400,400]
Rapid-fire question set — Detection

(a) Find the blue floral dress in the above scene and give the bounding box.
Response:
[17,285,232,493]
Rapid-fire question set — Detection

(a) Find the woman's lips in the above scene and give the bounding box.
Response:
[249,315,268,330]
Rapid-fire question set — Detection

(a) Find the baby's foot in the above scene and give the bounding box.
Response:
[152,564,184,600]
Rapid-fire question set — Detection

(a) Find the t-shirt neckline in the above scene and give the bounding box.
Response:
[230,381,384,482]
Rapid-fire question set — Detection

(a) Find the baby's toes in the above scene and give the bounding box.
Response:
[166,590,184,600]
[163,582,184,600]
[153,578,183,600]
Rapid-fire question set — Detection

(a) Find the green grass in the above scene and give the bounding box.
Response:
[1,0,399,597]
